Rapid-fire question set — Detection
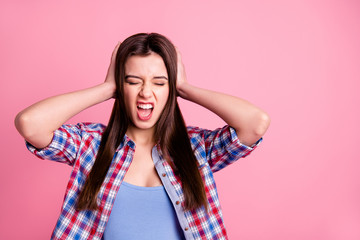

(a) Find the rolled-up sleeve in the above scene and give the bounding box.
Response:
[188,125,262,173]
[25,122,104,166]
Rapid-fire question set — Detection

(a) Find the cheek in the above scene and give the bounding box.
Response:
[158,89,169,106]
[123,89,135,110]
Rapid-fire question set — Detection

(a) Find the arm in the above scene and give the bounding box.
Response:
[175,47,270,147]
[14,42,120,149]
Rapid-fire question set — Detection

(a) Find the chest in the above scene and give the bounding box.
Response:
[122,145,163,187]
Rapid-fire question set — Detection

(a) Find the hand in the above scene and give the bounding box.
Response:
[104,41,121,98]
[175,46,188,98]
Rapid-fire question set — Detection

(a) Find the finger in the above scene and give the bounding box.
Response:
[111,42,121,61]
[114,42,121,53]
[175,46,181,57]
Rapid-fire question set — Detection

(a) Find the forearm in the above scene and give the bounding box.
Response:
[178,83,270,146]
[15,82,114,148]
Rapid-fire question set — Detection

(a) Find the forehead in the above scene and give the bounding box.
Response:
[125,52,168,77]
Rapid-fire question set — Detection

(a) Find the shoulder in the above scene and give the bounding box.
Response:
[186,125,202,135]
[75,122,107,133]
[186,126,209,142]
[57,122,107,139]
[186,125,233,139]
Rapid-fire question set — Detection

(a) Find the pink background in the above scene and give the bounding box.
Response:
[1,0,359,239]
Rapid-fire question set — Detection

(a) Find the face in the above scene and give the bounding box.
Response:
[123,52,169,132]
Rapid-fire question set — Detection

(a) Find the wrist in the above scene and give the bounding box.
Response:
[100,82,116,100]
[177,82,191,99]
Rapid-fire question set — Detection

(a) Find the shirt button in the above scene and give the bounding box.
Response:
[184,227,189,231]
[162,173,166,177]
[176,201,180,205]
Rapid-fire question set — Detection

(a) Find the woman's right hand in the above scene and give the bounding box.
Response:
[104,41,121,98]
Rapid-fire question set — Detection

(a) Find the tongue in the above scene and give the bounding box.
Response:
[138,108,152,117]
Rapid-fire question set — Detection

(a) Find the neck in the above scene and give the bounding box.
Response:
[126,125,156,146]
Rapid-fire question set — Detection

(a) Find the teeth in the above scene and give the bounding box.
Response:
[137,104,153,109]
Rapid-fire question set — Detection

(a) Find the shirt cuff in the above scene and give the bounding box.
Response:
[24,130,62,160]
[229,126,263,150]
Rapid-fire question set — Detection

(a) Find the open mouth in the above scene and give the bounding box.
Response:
[137,103,154,121]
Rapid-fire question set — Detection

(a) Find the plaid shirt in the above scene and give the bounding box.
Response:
[26,122,262,240]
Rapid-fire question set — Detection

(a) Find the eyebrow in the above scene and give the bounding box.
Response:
[125,75,168,80]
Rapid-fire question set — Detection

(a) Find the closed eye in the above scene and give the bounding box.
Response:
[125,80,140,85]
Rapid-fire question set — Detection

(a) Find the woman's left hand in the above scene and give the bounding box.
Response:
[175,46,188,98]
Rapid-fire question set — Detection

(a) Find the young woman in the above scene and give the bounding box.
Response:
[15,33,270,240]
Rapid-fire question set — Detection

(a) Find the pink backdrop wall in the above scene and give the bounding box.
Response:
[1,0,359,239]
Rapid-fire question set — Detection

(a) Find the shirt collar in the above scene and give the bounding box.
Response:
[115,134,162,152]
[115,133,136,152]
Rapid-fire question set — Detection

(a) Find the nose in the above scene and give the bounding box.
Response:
[139,82,152,98]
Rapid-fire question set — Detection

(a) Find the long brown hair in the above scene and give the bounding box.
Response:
[76,33,208,212]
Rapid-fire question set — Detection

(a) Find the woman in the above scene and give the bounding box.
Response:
[15,33,270,240]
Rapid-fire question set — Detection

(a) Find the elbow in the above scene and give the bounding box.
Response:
[14,112,39,139]
[14,112,31,138]
[15,112,53,149]
[254,112,271,137]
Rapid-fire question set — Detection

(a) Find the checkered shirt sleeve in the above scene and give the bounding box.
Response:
[187,125,262,172]
[25,122,105,166]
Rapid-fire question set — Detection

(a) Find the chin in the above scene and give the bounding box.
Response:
[131,120,157,130]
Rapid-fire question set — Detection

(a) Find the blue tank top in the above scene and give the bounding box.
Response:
[102,181,185,240]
